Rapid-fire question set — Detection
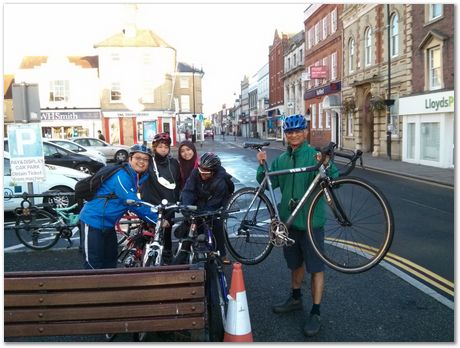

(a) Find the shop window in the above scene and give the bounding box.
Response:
[406,123,416,159]
[390,97,400,136]
[318,103,323,129]
[181,95,190,112]
[49,80,69,102]
[311,104,317,129]
[325,111,331,129]
[420,122,440,162]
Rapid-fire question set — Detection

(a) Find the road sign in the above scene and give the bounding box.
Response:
[7,123,45,182]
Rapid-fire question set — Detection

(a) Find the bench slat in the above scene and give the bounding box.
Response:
[5,302,205,323]
[5,269,204,291]
[5,317,206,337]
[5,286,205,307]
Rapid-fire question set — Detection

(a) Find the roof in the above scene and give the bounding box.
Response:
[19,56,98,69]
[3,74,14,99]
[94,28,174,49]
[177,62,204,74]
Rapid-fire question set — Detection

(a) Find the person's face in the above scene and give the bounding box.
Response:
[285,129,306,148]
[129,153,151,173]
[154,143,170,157]
[198,166,213,181]
[180,145,194,161]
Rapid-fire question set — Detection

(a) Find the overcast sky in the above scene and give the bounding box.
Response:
[3,2,307,114]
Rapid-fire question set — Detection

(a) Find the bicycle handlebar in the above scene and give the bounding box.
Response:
[125,199,197,213]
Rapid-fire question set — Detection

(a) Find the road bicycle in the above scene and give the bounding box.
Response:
[173,208,235,342]
[12,192,80,250]
[223,142,394,273]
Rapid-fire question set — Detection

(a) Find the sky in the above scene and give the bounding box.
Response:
[3,2,307,114]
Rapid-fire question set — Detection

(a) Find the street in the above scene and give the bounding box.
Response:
[4,138,454,342]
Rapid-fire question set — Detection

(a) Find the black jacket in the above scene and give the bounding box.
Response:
[180,166,232,211]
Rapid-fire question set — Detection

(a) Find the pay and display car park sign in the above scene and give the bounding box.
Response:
[7,123,46,182]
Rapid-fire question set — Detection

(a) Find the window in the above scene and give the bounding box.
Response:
[391,13,399,57]
[349,38,355,72]
[347,112,353,136]
[288,57,291,70]
[311,104,317,129]
[364,27,373,66]
[318,103,323,129]
[299,49,303,64]
[406,123,415,159]
[293,54,296,67]
[110,82,121,102]
[428,46,441,90]
[390,97,400,136]
[322,16,328,40]
[315,23,320,45]
[143,53,152,65]
[420,122,440,161]
[142,80,155,103]
[180,95,190,112]
[323,57,329,81]
[309,28,314,48]
[180,77,189,89]
[325,111,331,129]
[331,8,337,33]
[331,52,337,80]
[111,53,120,62]
[49,80,70,102]
[314,61,320,87]
[429,4,443,20]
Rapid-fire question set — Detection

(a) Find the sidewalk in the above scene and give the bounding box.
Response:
[218,135,455,187]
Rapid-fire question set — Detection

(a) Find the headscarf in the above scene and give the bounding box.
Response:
[178,140,198,187]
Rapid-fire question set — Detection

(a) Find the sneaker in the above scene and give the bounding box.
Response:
[303,314,321,337]
[272,296,303,314]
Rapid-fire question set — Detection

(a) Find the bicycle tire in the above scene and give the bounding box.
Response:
[223,187,275,265]
[206,260,227,342]
[307,176,394,273]
[15,209,61,250]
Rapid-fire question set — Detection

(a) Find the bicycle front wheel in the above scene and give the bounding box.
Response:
[15,209,61,250]
[307,177,394,273]
[223,187,275,265]
[206,260,227,342]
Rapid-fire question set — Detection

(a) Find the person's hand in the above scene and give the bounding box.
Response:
[257,151,267,165]
[161,220,171,228]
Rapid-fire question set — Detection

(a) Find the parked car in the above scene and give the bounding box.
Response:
[204,129,214,139]
[48,139,106,165]
[71,137,130,162]
[4,139,105,175]
[3,152,89,212]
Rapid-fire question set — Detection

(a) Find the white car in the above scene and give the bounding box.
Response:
[71,137,130,162]
[3,152,89,212]
[48,139,107,165]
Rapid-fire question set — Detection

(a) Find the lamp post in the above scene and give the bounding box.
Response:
[385,4,395,160]
[192,113,197,143]
[306,108,311,144]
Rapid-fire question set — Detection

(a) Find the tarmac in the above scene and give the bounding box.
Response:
[190,135,455,188]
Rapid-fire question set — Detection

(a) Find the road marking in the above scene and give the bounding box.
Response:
[399,197,452,215]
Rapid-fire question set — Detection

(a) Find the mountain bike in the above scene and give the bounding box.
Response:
[173,208,234,342]
[223,142,394,273]
[13,192,80,250]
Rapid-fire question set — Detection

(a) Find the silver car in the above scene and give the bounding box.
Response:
[48,139,107,165]
[71,137,130,162]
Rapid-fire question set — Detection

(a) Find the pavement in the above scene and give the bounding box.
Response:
[200,135,455,187]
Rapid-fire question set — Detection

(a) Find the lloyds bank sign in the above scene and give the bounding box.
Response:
[399,90,454,115]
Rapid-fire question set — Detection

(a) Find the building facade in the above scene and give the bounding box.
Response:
[256,63,269,139]
[399,4,454,168]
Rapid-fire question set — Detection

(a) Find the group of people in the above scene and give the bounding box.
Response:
[79,114,334,338]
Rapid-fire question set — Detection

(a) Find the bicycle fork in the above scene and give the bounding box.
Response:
[320,180,352,226]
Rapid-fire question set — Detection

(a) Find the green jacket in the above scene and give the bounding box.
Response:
[256,141,338,231]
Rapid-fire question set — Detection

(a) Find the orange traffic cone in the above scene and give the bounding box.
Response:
[223,262,253,342]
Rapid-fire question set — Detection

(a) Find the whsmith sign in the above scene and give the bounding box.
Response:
[41,110,101,121]
[399,90,454,115]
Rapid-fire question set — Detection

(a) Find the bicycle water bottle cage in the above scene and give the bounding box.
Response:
[270,220,295,247]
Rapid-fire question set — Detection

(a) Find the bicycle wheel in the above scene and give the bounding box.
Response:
[15,209,61,250]
[307,177,394,273]
[115,212,140,246]
[206,260,227,342]
[223,187,275,265]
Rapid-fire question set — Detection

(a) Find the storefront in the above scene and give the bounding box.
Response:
[266,106,284,141]
[40,109,102,139]
[102,111,177,146]
[400,90,454,168]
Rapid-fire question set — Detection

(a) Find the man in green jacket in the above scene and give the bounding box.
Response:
[256,114,337,337]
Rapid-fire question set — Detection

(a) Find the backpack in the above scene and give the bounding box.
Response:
[75,163,129,203]
[225,175,235,196]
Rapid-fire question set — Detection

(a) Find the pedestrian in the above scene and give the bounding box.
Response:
[255,114,338,337]
[97,130,106,141]
[140,132,181,264]
[179,152,233,264]
[177,140,199,187]
[79,144,158,269]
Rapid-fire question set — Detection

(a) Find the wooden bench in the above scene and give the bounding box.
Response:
[4,265,207,341]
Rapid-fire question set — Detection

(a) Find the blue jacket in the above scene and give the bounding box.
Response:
[79,164,158,229]
[181,166,231,211]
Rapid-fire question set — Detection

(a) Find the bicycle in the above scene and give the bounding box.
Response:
[13,192,80,250]
[223,142,394,273]
[173,208,234,342]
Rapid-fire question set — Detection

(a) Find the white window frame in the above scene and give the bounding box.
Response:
[322,17,328,40]
[318,103,323,129]
[323,57,329,82]
[110,82,121,102]
[314,61,320,87]
[349,38,355,73]
[391,13,399,57]
[390,97,400,137]
[331,8,337,33]
[309,28,315,48]
[315,23,320,45]
[180,95,190,112]
[331,52,337,80]
[311,104,317,129]
[365,27,373,67]
[347,112,353,136]
[325,110,331,129]
[180,77,189,89]
[428,46,442,90]
[49,80,70,102]
[429,4,443,20]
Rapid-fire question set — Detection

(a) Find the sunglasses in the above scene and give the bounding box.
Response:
[198,167,213,175]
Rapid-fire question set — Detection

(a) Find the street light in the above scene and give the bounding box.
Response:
[192,114,197,143]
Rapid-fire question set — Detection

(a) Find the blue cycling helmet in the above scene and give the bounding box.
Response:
[129,144,153,158]
[283,114,307,132]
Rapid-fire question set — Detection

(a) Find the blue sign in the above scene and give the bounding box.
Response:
[7,123,44,158]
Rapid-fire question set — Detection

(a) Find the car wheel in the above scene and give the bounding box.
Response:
[44,186,75,209]
[115,150,128,162]
[75,164,92,174]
